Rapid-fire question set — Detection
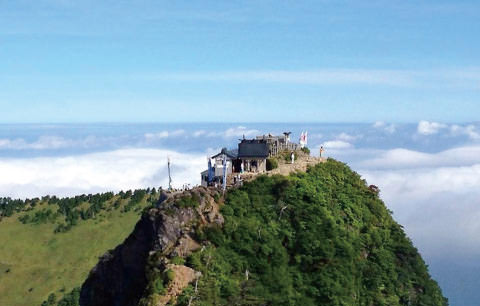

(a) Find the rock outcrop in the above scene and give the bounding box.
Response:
[154,264,201,306]
[80,188,223,306]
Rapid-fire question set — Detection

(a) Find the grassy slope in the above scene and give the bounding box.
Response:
[0,198,147,306]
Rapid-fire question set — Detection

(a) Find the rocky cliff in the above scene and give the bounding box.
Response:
[80,188,223,306]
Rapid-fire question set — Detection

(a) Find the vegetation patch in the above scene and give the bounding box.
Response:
[170,256,186,265]
[178,159,447,305]
[301,146,310,155]
[175,195,200,209]
[266,158,278,170]
[280,150,297,162]
[0,188,159,306]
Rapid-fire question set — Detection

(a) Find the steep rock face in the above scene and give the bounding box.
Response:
[79,213,154,306]
[80,188,222,306]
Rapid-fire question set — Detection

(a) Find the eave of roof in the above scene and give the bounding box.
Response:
[211,149,238,159]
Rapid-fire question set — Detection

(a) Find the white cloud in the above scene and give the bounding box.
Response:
[308,133,323,140]
[171,129,186,136]
[201,126,260,138]
[373,121,386,128]
[450,124,480,140]
[417,120,448,135]
[337,132,361,142]
[362,165,480,201]
[193,130,207,137]
[0,149,206,199]
[321,140,353,149]
[144,131,169,140]
[372,121,397,134]
[358,146,480,169]
[384,124,396,134]
[144,129,185,140]
[346,145,480,258]
[0,138,28,149]
[223,126,259,138]
[360,165,480,257]
[316,134,362,155]
[415,121,480,139]
[0,136,98,150]
[372,121,396,134]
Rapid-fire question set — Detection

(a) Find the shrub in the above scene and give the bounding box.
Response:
[164,269,175,283]
[153,278,166,295]
[56,287,80,306]
[170,256,185,265]
[176,196,200,208]
[54,223,72,234]
[46,293,56,305]
[175,285,194,306]
[301,147,310,155]
[266,158,278,170]
[282,151,297,162]
[220,278,239,298]
[186,252,202,270]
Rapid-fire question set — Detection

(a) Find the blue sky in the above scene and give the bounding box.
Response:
[1,0,479,123]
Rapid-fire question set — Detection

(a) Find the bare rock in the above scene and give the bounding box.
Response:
[80,188,222,306]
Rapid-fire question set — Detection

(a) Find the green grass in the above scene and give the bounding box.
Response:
[0,196,150,306]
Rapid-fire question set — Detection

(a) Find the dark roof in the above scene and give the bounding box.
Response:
[211,147,238,159]
[238,140,269,159]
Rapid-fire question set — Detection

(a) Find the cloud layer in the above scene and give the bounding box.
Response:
[353,145,480,258]
[0,135,98,150]
[0,149,206,199]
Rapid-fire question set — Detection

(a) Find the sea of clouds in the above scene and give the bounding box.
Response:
[0,121,479,305]
[0,148,206,198]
